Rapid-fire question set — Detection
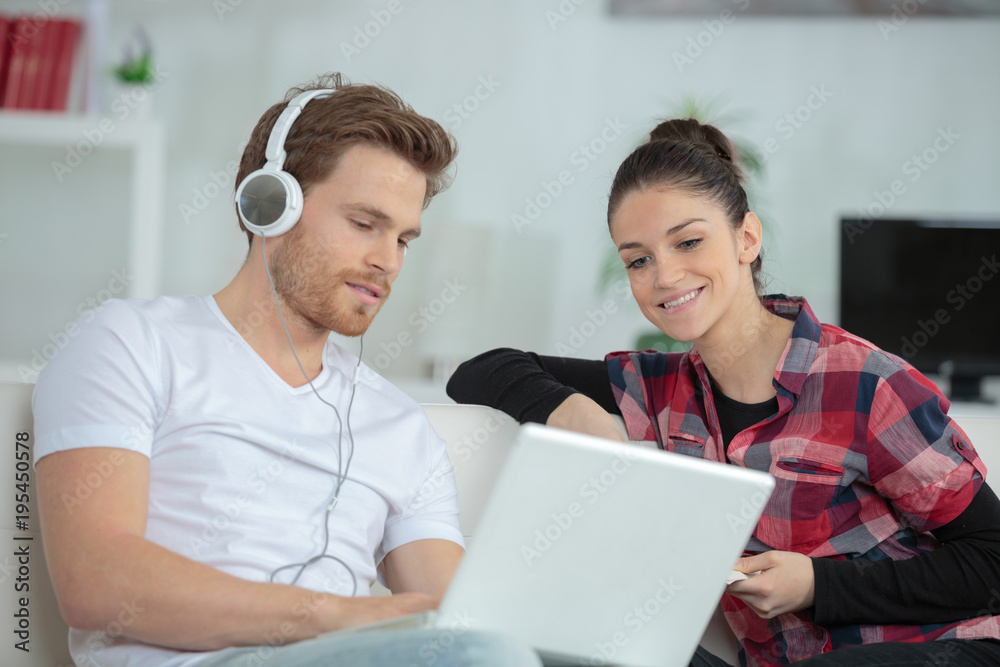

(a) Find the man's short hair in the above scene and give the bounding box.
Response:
[235,72,458,246]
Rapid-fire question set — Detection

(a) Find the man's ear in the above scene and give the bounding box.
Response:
[738,212,763,265]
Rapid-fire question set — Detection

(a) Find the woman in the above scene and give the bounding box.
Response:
[447,119,1000,666]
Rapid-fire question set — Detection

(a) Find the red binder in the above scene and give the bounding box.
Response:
[0,15,10,104]
[12,17,50,109]
[47,20,82,111]
[29,18,60,110]
[1,18,34,108]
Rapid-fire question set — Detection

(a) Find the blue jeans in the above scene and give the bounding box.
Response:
[198,627,541,667]
[690,639,1000,666]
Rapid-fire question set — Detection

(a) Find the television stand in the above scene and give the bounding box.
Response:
[948,375,997,405]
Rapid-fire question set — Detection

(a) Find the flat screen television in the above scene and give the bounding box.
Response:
[839,217,1000,403]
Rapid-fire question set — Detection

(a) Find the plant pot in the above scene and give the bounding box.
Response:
[107,80,156,123]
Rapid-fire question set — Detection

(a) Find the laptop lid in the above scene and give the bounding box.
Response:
[438,423,774,667]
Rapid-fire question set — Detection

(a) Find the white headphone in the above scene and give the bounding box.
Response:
[235,89,335,237]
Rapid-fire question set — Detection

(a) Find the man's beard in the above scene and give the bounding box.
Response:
[268,224,391,338]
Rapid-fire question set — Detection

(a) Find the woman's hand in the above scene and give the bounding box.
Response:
[546,393,626,443]
[726,551,815,619]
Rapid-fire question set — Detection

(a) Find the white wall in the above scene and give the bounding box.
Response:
[3,0,999,388]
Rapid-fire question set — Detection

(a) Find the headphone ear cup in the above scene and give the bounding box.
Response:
[236,167,304,237]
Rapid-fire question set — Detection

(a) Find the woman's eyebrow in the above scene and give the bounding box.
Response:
[617,219,705,252]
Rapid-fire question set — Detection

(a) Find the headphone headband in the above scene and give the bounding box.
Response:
[265,89,335,167]
[236,88,336,237]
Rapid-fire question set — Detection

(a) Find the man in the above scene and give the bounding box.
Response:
[33,74,539,667]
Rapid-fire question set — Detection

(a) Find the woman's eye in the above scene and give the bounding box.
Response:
[352,219,373,231]
[679,238,701,250]
[398,238,410,250]
[626,256,650,270]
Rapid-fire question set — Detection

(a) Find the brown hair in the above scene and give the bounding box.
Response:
[607,118,762,293]
[235,72,458,246]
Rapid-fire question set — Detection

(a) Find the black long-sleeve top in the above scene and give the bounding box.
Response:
[446,347,1000,627]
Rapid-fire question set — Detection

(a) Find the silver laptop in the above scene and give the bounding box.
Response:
[360,423,774,667]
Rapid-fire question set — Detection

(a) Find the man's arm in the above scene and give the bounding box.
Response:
[381,539,464,600]
[38,447,436,651]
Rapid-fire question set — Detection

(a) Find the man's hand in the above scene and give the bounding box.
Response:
[547,394,626,443]
[342,592,439,629]
[726,551,815,619]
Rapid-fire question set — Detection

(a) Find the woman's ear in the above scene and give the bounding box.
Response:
[738,212,763,265]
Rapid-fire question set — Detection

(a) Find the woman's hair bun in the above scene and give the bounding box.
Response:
[648,118,741,178]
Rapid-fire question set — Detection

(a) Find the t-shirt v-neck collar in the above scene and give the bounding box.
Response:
[203,294,332,394]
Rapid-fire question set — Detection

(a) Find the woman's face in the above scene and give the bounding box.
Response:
[610,187,759,346]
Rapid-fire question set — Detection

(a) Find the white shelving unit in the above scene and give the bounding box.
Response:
[0,112,166,298]
[0,111,166,382]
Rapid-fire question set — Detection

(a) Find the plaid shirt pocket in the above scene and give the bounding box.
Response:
[756,457,845,553]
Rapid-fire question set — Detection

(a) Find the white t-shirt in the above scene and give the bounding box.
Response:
[32,295,464,667]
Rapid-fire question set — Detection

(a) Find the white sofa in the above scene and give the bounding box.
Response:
[4,381,999,666]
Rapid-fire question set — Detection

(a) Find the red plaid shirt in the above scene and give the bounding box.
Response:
[606,295,998,666]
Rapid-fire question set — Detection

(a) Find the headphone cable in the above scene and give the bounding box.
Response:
[259,233,361,595]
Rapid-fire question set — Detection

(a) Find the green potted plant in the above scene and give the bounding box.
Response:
[110,27,158,120]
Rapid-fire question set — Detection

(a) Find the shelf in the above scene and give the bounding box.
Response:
[0,111,167,382]
[0,110,163,148]
[0,111,166,299]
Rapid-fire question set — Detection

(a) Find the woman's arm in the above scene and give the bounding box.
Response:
[812,481,1000,626]
[447,348,624,441]
[446,348,619,421]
